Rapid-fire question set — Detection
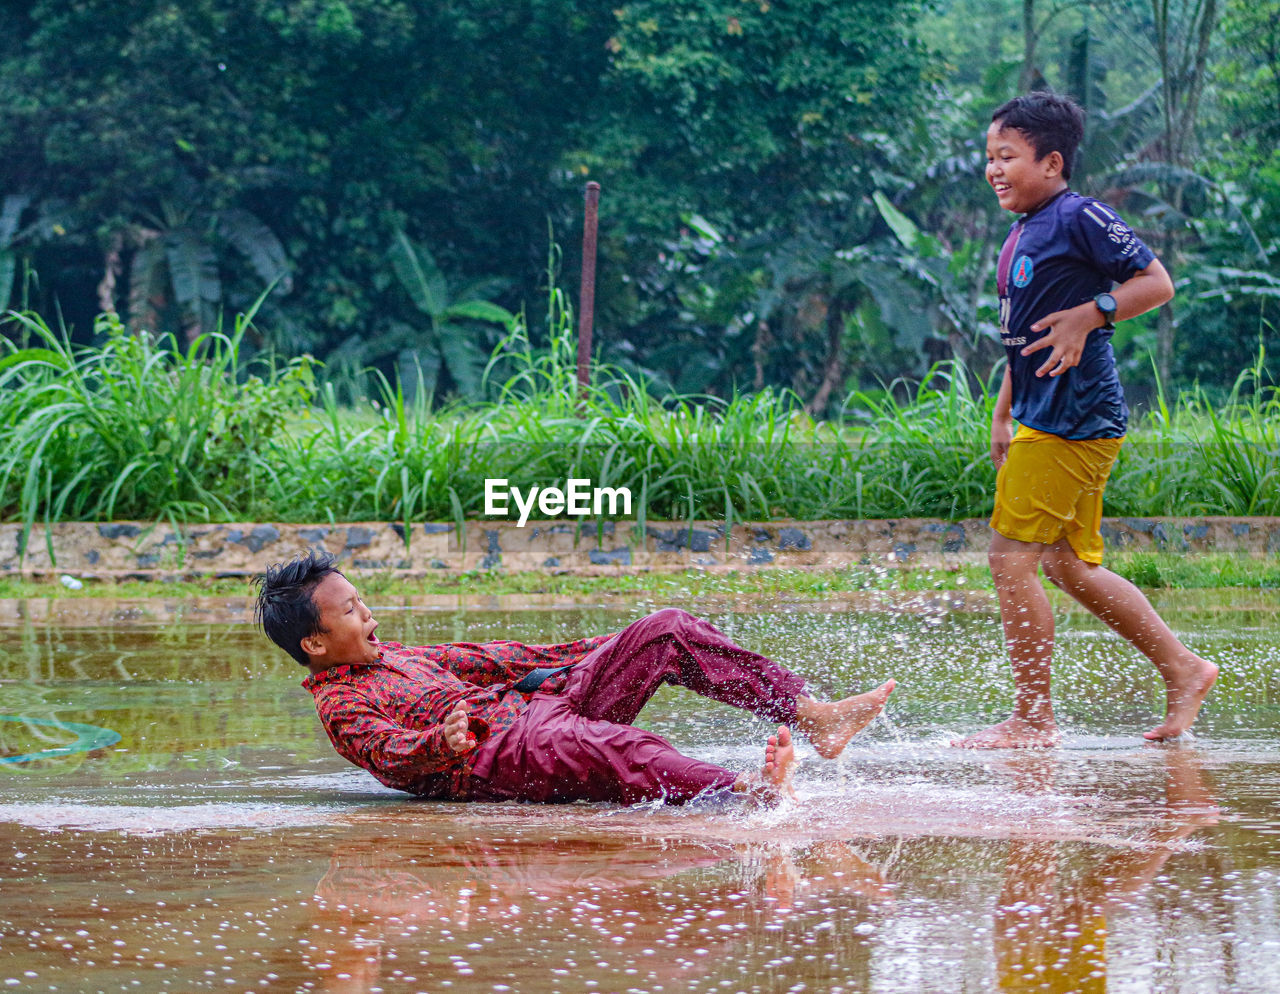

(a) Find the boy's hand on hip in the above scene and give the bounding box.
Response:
[1024,303,1100,377]
[444,705,477,754]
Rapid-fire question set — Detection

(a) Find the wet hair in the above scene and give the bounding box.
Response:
[254,549,342,666]
[991,91,1085,180]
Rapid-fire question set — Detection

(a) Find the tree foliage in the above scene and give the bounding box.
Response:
[0,0,610,375]
[580,0,941,400]
[0,0,1272,404]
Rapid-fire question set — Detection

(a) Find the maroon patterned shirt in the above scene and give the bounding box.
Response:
[302,635,614,798]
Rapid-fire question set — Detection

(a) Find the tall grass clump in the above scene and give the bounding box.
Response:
[1107,351,1280,516]
[471,280,998,524]
[0,286,1277,539]
[835,366,998,519]
[475,282,824,527]
[0,309,314,547]
[1186,353,1279,515]
[276,373,492,533]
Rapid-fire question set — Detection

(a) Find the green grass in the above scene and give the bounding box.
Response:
[0,551,1274,600]
[0,566,979,602]
[0,301,1277,541]
[1108,550,1280,589]
[1105,352,1280,517]
[0,308,315,554]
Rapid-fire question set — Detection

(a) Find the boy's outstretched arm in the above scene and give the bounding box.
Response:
[1022,259,1176,378]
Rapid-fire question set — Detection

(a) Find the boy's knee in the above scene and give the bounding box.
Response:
[987,546,1021,578]
[1042,546,1090,587]
[1041,554,1070,587]
[638,607,698,635]
[988,544,1040,584]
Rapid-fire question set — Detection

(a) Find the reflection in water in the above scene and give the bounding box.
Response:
[0,714,121,764]
[993,748,1218,993]
[307,833,894,993]
[0,760,1269,993]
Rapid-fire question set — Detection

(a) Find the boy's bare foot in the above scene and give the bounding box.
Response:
[951,716,1060,749]
[736,725,798,806]
[1144,658,1219,741]
[764,726,797,798]
[795,679,895,759]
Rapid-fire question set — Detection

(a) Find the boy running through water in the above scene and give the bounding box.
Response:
[955,92,1218,749]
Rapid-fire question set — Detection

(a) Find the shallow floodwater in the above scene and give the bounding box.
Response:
[2,590,1279,993]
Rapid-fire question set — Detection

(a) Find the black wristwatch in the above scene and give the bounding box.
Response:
[1093,292,1117,329]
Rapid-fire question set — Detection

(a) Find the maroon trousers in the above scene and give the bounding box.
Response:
[466,609,807,805]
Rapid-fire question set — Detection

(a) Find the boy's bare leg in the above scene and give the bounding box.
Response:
[793,680,896,759]
[1041,539,1218,740]
[734,725,798,806]
[954,535,1060,748]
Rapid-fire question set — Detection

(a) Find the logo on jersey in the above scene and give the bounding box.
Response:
[1107,221,1138,255]
[1085,203,1140,258]
[1011,255,1034,287]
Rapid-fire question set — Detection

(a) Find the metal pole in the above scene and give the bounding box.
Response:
[577,181,600,399]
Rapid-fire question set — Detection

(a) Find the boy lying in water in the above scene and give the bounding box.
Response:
[255,550,894,806]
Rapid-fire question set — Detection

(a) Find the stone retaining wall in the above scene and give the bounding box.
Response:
[1,516,1277,580]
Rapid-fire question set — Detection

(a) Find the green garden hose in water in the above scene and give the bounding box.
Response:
[0,715,121,764]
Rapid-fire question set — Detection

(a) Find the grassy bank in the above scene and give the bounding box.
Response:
[0,551,1275,602]
[1,307,1277,539]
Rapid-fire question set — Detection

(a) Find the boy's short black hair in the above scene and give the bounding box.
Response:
[254,549,342,666]
[991,91,1085,180]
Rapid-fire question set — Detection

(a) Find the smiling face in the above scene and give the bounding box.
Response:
[300,572,380,671]
[985,122,1068,215]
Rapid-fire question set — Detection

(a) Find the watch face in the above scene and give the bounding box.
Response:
[1096,292,1117,314]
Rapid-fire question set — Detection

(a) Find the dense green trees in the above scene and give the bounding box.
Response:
[0,0,614,376]
[583,0,938,397]
[0,0,1273,409]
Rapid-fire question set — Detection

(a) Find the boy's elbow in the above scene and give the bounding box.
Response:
[1147,259,1175,303]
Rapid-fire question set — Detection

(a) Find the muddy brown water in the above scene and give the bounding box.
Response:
[1,591,1279,993]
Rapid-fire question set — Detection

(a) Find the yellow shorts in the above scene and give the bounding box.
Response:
[989,425,1123,565]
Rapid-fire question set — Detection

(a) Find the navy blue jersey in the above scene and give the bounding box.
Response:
[996,190,1155,439]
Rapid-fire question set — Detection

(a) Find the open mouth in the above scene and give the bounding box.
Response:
[366,622,379,644]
